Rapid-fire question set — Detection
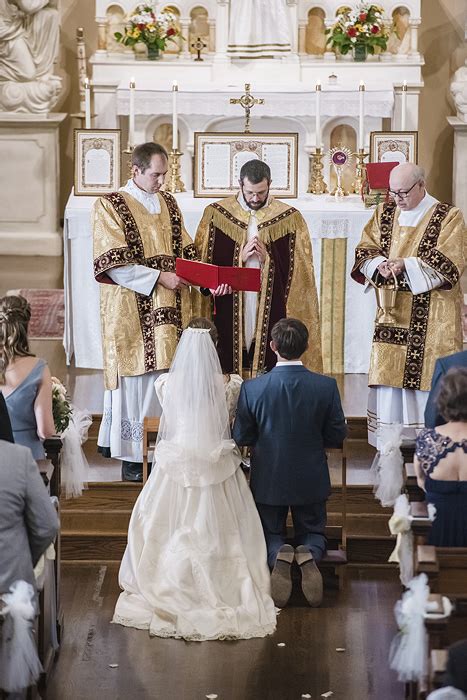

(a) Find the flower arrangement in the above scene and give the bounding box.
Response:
[51,377,72,434]
[326,3,388,57]
[114,4,180,54]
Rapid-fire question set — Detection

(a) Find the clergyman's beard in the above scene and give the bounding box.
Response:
[242,187,269,211]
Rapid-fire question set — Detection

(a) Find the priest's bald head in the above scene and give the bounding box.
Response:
[389,163,426,211]
[239,159,271,210]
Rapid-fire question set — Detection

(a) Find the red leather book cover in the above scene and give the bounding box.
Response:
[365,161,399,190]
[176,258,261,292]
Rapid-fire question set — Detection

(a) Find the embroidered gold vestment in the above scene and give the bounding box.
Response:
[351,202,465,392]
[194,196,322,375]
[93,191,197,390]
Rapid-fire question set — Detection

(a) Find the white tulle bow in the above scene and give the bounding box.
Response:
[61,404,91,498]
[371,423,404,507]
[0,580,42,692]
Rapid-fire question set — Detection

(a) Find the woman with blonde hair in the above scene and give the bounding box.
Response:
[0,295,55,458]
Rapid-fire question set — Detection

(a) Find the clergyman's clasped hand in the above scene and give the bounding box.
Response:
[158,271,189,291]
[377,258,405,279]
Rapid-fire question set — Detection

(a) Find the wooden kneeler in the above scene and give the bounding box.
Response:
[142,417,161,484]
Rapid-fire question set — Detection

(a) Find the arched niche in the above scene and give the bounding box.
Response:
[329,123,356,193]
[189,6,209,55]
[306,7,326,55]
[387,6,411,54]
[152,123,179,155]
[106,4,128,53]
[161,5,181,54]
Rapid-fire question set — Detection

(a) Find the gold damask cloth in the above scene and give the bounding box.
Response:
[194,195,322,375]
[351,201,465,391]
[93,191,197,390]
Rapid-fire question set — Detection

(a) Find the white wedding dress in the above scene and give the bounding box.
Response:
[113,329,276,641]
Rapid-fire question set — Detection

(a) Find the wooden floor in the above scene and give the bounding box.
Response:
[48,564,403,700]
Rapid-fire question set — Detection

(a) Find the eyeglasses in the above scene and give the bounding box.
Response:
[388,181,420,199]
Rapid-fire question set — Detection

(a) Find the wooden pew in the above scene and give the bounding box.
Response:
[405,462,425,502]
[142,417,160,484]
[416,545,467,599]
[43,436,62,499]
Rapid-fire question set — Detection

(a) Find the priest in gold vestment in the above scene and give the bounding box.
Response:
[92,143,196,480]
[351,163,465,448]
[194,160,322,376]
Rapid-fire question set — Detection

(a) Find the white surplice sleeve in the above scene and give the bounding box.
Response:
[107,264,160,296]
[403,257,445,294]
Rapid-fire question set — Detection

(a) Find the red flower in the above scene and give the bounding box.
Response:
[371,25,379,33]
[137,23,145,30]
[347,27,357,37]
[166,27,175,36]
[359,12,367,21]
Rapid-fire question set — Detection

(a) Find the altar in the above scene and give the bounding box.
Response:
[63,190,376,375]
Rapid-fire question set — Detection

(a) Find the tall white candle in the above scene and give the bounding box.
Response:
[172,80,178,151]
[315,80,322,149]
[401,80,407,131]
[358,80,365,150]
[84,77,91,129]
[129,77,135,149]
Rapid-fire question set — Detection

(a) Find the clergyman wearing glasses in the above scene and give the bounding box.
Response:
[351,162,465,450]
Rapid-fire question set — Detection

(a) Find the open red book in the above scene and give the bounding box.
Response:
[176,258,261,292]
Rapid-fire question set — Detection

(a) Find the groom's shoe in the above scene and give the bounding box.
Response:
[121,461,143,482]
[295,545,323,607]
[270,544,294,608]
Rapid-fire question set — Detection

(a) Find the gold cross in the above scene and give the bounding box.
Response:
[230,83,264,133]
[191,36,206,61]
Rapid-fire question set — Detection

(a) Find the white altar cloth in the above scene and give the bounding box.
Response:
[63,190,375,372]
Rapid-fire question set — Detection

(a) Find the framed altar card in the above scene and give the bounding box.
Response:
[369,131,418,165]
[74,129,121,196]
[194,132,298,198]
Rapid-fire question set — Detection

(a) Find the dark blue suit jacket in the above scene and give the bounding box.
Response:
[424,350,467,427]
[232,365,347,506]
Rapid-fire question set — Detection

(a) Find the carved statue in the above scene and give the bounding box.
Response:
[0,0,62,113]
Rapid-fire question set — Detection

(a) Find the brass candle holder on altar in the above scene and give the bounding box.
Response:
[352,148,369,195]
[165,148,186,193]
[307,148,328,195]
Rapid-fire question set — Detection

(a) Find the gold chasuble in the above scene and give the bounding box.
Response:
[93,191,197,390]
[194,196,322,376]
[351,201,465,392]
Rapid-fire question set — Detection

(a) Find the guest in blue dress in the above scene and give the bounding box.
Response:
[0,295,55,459]
[414,367,467,547]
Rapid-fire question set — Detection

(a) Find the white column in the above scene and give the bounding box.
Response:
[447,117,467,218]
[409,18,421,57]
[286,0,299,56]
[298,20,307,57]
[96,17,108,54]
[180,18,191,59]
[323,19,336,61]
[208,18,215,53]
[214,0,230,62]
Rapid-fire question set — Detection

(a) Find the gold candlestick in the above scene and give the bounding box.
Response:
[307,148,328,195]
[165,149,186,193]
[122,145,134,181]
[352,148,368,195]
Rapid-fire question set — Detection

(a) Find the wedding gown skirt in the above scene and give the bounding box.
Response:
[113,458,276,640]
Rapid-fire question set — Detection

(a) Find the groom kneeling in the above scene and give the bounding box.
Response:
[233,318,347,607]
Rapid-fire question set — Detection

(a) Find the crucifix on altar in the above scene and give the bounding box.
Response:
[230,83,264,133]
[191,36,207,61]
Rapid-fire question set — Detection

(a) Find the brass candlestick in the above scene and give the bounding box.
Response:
[352,148,369,195]
[166,149,186,193]
[307,148,328,195]
[122,145,134,180]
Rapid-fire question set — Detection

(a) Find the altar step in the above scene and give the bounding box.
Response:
[60,482,395,567]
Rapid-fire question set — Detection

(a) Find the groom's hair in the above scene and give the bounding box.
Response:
[271,318,308,360]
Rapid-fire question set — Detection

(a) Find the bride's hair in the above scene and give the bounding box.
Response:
[187,317,218,345]
[0,295,35,383]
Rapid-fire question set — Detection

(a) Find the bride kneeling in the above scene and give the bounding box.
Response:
[112,318,277,640]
